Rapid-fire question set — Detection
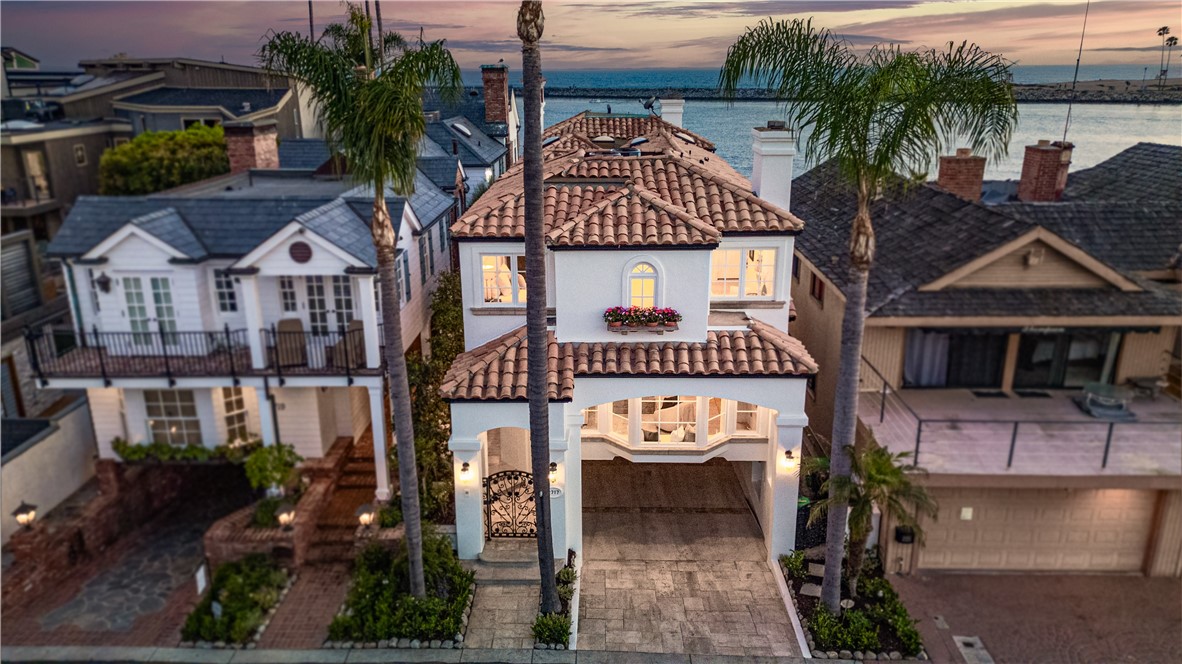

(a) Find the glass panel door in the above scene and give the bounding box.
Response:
[150,277,177,345]
[124,277,152,345]
[946,333,1007,388]
[307,276,330,335]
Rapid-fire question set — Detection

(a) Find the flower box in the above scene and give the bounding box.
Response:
[606,323,679,335]
[603,306,682,332]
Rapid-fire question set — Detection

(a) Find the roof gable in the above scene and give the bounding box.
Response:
[545,185,721,248]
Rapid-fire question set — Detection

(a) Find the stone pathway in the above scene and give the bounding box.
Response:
[257,563,351,649]
[464,583,539,650]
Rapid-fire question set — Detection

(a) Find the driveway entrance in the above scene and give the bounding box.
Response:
[578,459,800,657]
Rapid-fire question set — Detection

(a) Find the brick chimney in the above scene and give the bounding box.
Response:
[750,121,796,211]
[223,121,278,173]
[1017,139,1074,202]
[937,148,987,201]
[481,63,509,125]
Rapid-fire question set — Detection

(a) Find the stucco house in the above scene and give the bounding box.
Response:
[440,111,817,571]
[791,141,1182,576]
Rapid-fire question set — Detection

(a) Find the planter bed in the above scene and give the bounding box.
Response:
[179,554,293,649]
[779,551,928,661]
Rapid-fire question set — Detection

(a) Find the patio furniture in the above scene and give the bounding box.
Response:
[1072,382,1137,421]
[275,318,308,367]
[1127,376,1169,401]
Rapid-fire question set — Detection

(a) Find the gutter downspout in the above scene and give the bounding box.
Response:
[263,375,281,445]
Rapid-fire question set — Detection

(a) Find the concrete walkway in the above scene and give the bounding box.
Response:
[1,645,810,663]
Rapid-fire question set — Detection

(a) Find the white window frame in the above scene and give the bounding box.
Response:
[221,387,249,443]
[581,397,768,447]
[479,253,527,306]
[145,389,202,446]
[710,247,779,300]
[279,276,298,313]
[214,271,238,313]
[622,257,661,308]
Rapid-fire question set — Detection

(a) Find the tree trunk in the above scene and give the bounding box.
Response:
[518,0,560,616]
[307,0,314,39]
[373,0,384,65]
[820,191,874,614]
[846,532,868,599]
[373,190,427,598]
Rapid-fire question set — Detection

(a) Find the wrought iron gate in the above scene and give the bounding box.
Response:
[483,470,537,539]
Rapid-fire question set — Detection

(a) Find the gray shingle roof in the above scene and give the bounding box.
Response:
[422,87,510,138]
[293,198,392,266]
[131,207,207,259]
[1063,142,1182,202]
[417,156,460,191]
[344,170,455,230]
[115,87,288,115]
[48,197,332,258]
[424,117,506,167]
[278,138,333,170]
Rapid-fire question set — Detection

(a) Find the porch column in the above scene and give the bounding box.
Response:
[562,411,584,559]
[767,415,805,561]
[452,436,486,559]
[240,274,266,369]
[355,274,381,369]
[368,385,391,501]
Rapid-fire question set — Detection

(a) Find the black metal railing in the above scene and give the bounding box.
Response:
[859,356,1181,471]
[261,325,369,382]
[26,325,250,385]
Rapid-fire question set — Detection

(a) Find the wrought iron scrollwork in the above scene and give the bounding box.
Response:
[484,470,537,539]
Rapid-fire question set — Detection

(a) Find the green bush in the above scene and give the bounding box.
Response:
[244,444,302,492]
[112,437,260,464]
[99,124,229,195]
[556,566,577,587]
[780,551,807,581]
[251,496,283,528]
[378,503,403,528]
[809,606,880,652]
[867,598,922,655]
[532,612,571,647]
[327,532,474,641]
[181,555,287,643]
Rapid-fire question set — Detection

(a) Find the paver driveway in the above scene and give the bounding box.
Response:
[578,460,800,657]
[894,572,1182,664]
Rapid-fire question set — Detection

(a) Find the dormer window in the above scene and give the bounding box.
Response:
[711,248,777,299]
[629,262,658,307]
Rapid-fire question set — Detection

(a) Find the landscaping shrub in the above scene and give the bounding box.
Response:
[99,124,229,195]
[780,550,807,581]
[810,606,880,652]
[181,555,287,644]
[378,503,403,528]
[328,531,474,641]
[531,612,571,648]
[244,443,302,494]
[112,437,261,464]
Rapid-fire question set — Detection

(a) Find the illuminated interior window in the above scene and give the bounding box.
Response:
[145,390,201,446]
[629,262,657,307]
[481,255,527,304]
[711,248,777,299]
[640,395,698,443]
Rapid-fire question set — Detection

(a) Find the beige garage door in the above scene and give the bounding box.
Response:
[919,488,1156,572]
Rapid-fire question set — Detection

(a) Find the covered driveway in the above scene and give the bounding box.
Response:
[578,459,800,657]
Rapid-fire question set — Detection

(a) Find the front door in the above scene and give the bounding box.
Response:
[484,470,537,539]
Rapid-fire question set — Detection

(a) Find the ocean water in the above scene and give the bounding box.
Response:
[541,97,1182,180]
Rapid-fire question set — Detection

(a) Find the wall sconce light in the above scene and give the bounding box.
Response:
[548,462,558,483]
[459,461,472,481]
[356,503,375,529]
[13,501,37,529]
[94,272,112,293]
[781,449,797,470]
[277,502,295,531]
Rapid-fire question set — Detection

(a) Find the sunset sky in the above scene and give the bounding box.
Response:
[1,1,1177,71]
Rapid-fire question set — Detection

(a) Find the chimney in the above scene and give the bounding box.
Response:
[937,148,986,201]
[223,120,278,173]
[750,121,796,211]
[481,63,509,125]
[660,92,684,128]
[1017,139,1074,202]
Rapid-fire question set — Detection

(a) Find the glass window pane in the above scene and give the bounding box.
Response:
[711,250,741,297]
[744,249,777,297]
[515,256,527,303]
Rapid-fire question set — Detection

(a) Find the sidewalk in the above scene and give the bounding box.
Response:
[1,645,812,663]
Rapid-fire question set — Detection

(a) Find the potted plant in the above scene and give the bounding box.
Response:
[661,308,682,327]
[603,306,626,328]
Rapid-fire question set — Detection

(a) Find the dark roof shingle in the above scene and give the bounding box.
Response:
[1063,142,1182,202]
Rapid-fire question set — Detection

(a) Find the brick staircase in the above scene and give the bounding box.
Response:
[306,441,378,563]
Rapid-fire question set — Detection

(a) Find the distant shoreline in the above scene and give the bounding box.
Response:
[538,79,1182,105]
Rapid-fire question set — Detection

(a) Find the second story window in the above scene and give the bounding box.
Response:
[711,248,777,299]
[215,272,238,312]
[222,387,248,443]
[418,237,429,284]
[792,255,800,281]
[629,262,658,307]
[809,272,825,305]
[279,277,298,313]
[482,254,526,305]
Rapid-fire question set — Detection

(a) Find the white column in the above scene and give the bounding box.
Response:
[751,124,797,212]
[452,437,486,559]
[355,274,381,369]
[368,385,391,501]
[258,385,277,447]
[240,274,266,369]
[766,416,804,561]
[563,411,584,560]
[660,98,685,128]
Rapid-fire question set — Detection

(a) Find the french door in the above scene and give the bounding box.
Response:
[306,275,354,335]
[123,276,177,349]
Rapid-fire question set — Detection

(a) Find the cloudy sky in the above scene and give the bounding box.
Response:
[1,0,1176,71]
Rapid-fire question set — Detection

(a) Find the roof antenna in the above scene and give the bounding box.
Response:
[1062,0,1090,143]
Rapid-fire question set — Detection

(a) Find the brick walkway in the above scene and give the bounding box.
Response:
[894,573,1182,664]
[464,583,539,650]
[257,563,351,649]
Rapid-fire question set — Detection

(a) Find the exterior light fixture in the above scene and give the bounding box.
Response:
[276,502,296,531]
[13,501,37,529]
[94,272,112,293]
[548,462,558,483]
[781,449,797,470]
[459,461,472,481]
[355,503,375,529]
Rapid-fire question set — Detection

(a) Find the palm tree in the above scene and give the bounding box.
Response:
[517,0,560,616]
[1158,26,1171,89]
[719,18,1016,613]
[805,438,937,598]
[260,4,461,598]
[1166,36,1179,84]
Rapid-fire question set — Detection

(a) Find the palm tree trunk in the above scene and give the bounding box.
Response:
[307,0,314,39]
[821,192,874,614]
[373,190,427,598]
[518,0,560,616]
[374,0,384,65]
[846,531,868,599]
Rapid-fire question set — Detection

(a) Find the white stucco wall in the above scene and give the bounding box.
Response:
[2,399,98,544]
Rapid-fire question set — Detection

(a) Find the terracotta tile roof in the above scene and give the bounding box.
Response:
[544,112,716,151]
[440,320,817,402]
[546,186,721,248]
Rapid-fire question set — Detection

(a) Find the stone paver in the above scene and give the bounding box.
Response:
[579,460,800,658]
[464,583,539,650]
[893,572,1182,664]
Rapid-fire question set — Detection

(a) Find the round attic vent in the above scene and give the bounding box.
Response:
[289,241,313,263]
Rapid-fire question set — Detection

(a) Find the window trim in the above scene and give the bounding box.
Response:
[221,387,249,443]
[791,254,800,281]
[710,247,779,301]
[144,389,202,446]
[621,256,663,309]
[478,252,527,306]
[279,276,298,313]
[213,271,239,313]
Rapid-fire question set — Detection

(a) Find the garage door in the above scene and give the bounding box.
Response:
[919,488,1156,572]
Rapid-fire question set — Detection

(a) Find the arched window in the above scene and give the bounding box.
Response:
[629,262,657,307]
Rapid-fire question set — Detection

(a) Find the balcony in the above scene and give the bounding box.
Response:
[1,177,58,216]
[858,358,1182,476]
[260,326,380,378]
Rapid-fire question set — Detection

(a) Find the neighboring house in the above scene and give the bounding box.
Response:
[790,141,1182,577]
[111,86,296,136]
[424,114,506,203]
[423,63,523,167]
[30,123,457,503]
[1,46,40,71]
[441,110,816,568]
[1,229,68,419]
